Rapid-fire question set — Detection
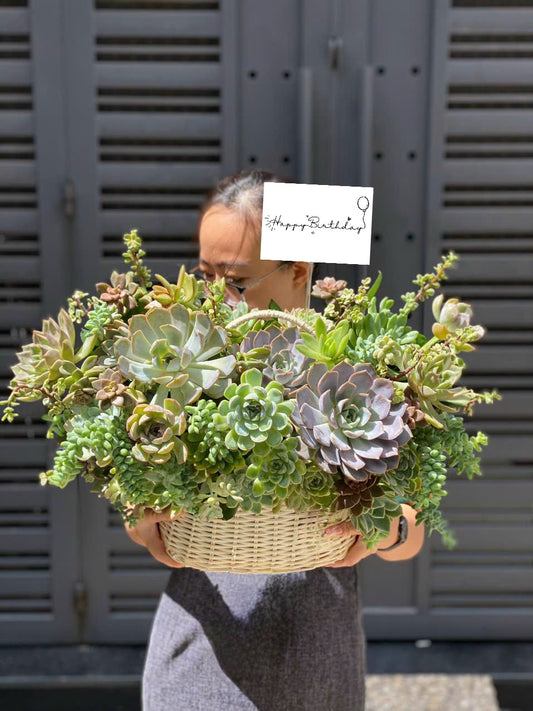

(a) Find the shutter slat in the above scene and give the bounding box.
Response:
[448,111,533,134]
[95,9,220,36]
[0,8,30,33]
[444,159,533,183]
[433,525,531,551]
[0,530,50,553]
[444,480,532,507]
[100,210,198,234]
[96,62,220,88]
[449,59,533,83]
[109,570,169,596]
[461,344,532,372]
[464,392,532,419]
[0,598,51,611]
[0,60,31,85]
[451,9,533,32]
[0,440,49,464]
[432,594,532,608]
[0,161,35,185]
[0,210,38,232]
[443,253,533,281]
[462,374,531,389]
[0,304,42,329]
[433,567,533,594]
[98,113,220,139]
[470,300,533,329]
[0,111,33,135]
[441,208,533,231]
[0,484,47,507]
[0,571,50,596]
[0,257,39,281]
[102,258,196,281]
[476,435,532,462]
[107,528,143,552]
[99,161,219,186]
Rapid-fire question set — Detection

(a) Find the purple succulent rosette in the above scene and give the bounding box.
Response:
[292,361,412,482]
[239,326,312,390]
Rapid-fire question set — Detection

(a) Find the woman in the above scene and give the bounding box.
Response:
[126,170,425,711]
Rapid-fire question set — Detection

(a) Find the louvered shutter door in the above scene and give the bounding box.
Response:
[422,0,533,638]
[0,0,79,644]
[64,0,234,643]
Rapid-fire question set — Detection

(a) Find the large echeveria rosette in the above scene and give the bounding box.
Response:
[10,309,79,396]
[114,303,236,407]
[238,327,312,391]
[292,361,412,483]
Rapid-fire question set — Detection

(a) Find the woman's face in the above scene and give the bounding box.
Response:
[198,205,308,310]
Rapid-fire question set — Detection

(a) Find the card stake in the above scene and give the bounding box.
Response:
[260,182,374,265]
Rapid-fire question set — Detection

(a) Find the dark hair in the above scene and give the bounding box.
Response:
[198,169,284,239]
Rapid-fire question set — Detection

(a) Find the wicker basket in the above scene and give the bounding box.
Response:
[158,505,356,574]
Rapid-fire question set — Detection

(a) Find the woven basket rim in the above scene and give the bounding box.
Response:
[159,504,355,574]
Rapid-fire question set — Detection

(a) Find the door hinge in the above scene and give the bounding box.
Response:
[63,179,76,219]
[73,580,88,636]
[328,36,343,71]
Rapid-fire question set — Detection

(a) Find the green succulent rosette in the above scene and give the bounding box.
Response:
[10,309,80,396]
[246,438,305,499]
[114,303,236,407]
[215,368,294,452]
[126,398,187,465]
[286,464,339,512]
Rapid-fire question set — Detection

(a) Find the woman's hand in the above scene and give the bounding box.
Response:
[322,512,402,568]
[322,503,425,567]
[124,507,185,569]
[323,530,374,567]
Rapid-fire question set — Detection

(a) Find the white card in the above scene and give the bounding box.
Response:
[260,182,373,264]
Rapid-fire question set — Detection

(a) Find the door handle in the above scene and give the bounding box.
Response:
[359,65,374,187]
[298,67,313,183]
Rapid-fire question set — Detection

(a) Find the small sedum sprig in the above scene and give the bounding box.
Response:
[122,229,152,291]
[399,251,459,318]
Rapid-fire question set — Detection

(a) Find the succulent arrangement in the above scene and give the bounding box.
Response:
[1,230,500,550]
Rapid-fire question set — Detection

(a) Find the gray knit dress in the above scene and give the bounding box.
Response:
[142,565,366,711]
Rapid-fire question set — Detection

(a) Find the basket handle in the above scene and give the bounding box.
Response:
[228,310,315,335]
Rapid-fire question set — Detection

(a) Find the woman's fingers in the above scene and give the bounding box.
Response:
[322,520,361,537]
[145,523,185,569]
[325,536,373,568]
[322,519,372,567]
[125,508,185,569]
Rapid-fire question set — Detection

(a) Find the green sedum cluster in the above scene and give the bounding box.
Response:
[1,232,500,550]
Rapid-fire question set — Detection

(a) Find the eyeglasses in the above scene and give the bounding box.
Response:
[191,263,286,305]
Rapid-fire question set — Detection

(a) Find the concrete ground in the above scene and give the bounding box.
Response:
[366,674,501,711]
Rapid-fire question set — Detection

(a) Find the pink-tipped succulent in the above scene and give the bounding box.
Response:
[292,361,412,482]
[311,277,348,300]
